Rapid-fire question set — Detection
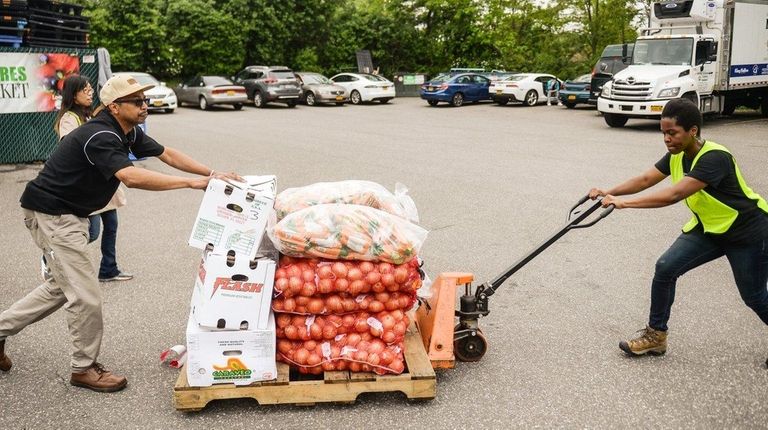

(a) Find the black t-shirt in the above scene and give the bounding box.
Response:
[655,145,768,245]
[20,110,164,217]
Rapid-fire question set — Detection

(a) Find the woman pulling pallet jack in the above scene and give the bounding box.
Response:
[418,99,768,368]
[590,98,768,366]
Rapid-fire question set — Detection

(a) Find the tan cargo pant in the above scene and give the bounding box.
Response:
[0,209,102,372]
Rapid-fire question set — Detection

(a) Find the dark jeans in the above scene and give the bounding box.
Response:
[649,230,768,331]
[88,210,120,279]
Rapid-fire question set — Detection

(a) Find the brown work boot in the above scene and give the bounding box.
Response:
[0,339,11,372]
[619,325,668,356]
[70,362,128,392]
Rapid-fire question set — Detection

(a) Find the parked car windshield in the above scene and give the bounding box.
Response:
[429,75,451,83]
[204,76,233,86]
[361,74,388,82]
[595,58,628,75]
[632,38,693,66]
[572,74,591,83]
[270,70,296,79]
[301,74,331,84]
[128,74,159,86]
[503,74,528,82]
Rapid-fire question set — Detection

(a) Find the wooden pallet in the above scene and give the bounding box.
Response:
[173,323,436,412]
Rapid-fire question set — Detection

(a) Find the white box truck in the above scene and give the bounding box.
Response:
[597,0,768,127]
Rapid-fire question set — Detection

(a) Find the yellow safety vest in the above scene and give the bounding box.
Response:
[670,141,768,234]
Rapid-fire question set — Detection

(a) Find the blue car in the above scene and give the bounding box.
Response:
[420,73,492,107]
[558,74,593,108]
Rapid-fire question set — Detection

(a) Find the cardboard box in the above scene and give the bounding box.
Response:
[186,311,277,387]
[188,176,277,259]
[191,252,275,331]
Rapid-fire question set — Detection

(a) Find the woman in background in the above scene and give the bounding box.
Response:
[52,74,133,283]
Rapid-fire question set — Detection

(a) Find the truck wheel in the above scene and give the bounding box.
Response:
[604,113,628,128]
[682,92,699,107]
[722,101,736,116]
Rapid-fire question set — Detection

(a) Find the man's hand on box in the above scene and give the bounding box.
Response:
[212,171,244,183]
[190,177,210,190]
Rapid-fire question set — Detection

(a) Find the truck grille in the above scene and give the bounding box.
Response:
[611,79,652,100]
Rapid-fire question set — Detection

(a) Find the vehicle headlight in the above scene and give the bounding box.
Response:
[601,85,610,97]
[658,87,680,98]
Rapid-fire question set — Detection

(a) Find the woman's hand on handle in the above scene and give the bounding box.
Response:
[601,194,625,209]
[589,188,607,200]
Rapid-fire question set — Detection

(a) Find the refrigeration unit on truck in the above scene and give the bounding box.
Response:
[597,0,768,127]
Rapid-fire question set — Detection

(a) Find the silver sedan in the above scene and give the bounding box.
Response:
[295,72,348,106]
[174,76,248,110]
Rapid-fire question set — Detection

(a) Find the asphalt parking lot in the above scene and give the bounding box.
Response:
[1,98,767,428]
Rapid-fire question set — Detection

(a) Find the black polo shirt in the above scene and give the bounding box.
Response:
[20,110,164,217]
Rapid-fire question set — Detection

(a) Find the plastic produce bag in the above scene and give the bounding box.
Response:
[274,256,422,298]
[268,204,428,264]
[272,290,417,315]
[276,337,406,375]
[275,180,419,223]
[275,310,411,345]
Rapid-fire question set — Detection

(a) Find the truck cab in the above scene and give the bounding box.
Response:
[597,0,768,127]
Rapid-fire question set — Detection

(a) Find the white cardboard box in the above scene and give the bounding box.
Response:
[186,311,276,387]
[188,176,277,259]
[191,252,275,331]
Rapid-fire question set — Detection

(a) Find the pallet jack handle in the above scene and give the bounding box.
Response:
[479,195,613,298]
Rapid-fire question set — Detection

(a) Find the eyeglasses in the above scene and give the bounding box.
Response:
[114,98,150,107]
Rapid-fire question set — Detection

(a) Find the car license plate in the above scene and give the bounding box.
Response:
[335,96,343,101]
[428,86,435,91]
[650,105,663,112]
[496,90,502,94]
[382,86,388,90]
[568,95,576,101]
[227,90,235,96]
[153,100,163,106]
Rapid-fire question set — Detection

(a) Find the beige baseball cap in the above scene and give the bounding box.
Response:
[99,74,155,105]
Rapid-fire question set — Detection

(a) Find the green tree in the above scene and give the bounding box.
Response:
[84,0,174,77]
[165,0,245,78]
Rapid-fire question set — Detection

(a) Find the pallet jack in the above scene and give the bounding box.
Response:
[415,196,614,369]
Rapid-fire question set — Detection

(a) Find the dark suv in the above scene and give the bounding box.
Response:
[233,66,302,108]
[589,43,634,104]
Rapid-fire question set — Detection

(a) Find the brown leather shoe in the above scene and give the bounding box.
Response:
[70,362,127,392]
[0,339,11,372]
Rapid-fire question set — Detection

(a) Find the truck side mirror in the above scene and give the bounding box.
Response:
[621,43,630,63]
[707,42,718,62]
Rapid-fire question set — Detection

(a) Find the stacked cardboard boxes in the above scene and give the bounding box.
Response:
[184,176,279,387]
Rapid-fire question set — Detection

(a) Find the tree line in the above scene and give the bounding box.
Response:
[77,0,640,81]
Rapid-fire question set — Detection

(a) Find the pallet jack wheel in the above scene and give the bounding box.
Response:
[454,330,487,362]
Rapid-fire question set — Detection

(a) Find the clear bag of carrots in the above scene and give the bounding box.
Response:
[268,204,428,265]
[274,180,419,223]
